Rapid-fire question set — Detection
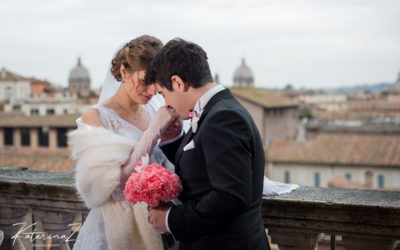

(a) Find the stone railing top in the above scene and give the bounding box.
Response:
[0,167,87,213]
[0,167,74,186]
[263,186,400,210]
[262,186,400,239]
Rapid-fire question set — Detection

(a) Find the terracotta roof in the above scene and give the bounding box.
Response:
[0,68,31,81]
[328,175,400,191]
[30,78,51,85]
[0,148,74,172]
[0,112,79,127]
[270,133,400,167]
[328,175,367,189]
[230,87,297,108]
[307,122,400,135]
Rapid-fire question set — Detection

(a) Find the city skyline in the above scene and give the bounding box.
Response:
[1,0,399,90]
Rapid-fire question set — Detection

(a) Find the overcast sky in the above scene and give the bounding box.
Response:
[1,0,399,90]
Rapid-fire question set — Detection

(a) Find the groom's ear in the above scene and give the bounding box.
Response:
[171,75,190,92]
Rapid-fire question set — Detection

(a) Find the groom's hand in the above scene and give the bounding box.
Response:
[148,205,170,233]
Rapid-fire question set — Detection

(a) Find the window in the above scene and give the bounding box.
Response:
[31,109,39,116]
[284,171,290,183]
[345,173,352,180]
[38,127,49,147]
[378,175,385,188]
[57,128,68,147]
[20,128,30,146]
[314,172,320,187]
[46,109,55,115]
[5,87,12,103]
[4,128,14,146]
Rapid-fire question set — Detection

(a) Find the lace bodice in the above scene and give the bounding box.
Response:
[88,102,167,201]
[92,103,166,164]
[93,104,152,140]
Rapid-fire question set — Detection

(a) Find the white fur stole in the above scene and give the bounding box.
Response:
[68,126,164,250]
[69,126,136,208]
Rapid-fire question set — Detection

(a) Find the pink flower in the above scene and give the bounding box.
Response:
[124,163,182,207]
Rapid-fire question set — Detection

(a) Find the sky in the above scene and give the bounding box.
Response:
[1,0,399,90]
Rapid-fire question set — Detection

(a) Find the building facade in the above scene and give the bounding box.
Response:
[230,87,298,147]
[0,112,79,172]
[0,67,31,105]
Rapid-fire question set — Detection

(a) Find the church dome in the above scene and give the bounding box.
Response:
[233,58,254,87]
[68,57,91,97]
[69,57,90,83]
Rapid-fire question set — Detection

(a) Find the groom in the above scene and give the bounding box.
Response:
[145,38,270,250]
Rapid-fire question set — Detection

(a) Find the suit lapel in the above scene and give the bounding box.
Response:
[174,128,193,168]
[174,89,234,169]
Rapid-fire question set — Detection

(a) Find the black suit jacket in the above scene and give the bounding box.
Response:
[161,89,270,250]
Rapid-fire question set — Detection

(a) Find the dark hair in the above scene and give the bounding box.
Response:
[144,38,213,90]
[111,35,163,82]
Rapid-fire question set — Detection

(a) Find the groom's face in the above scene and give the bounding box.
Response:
[156,83,193,120]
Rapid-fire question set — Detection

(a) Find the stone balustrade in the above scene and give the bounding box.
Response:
[0,167,399,249]
[262,186,400,250]
[0,167,88,250]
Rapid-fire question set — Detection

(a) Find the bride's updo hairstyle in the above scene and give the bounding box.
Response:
[111,35,163,82]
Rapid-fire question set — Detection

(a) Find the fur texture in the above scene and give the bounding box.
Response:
[68,127,163,250]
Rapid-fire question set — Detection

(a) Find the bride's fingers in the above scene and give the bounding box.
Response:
[170,109,180,120]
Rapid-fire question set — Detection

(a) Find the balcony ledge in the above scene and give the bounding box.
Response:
[0,168,399,250]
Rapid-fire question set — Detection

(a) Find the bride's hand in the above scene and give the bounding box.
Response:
[149,106,179,136]
[161,118,182,142]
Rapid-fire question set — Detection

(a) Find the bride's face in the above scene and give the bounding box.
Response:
[124,70,156,104]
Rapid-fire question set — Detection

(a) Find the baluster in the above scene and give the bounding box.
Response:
[343,235,396,250]
[33,210,76,250]
[268,228,319,250]
[0,206,30,250]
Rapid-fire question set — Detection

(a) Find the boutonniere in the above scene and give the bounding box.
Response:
[188,111,200,133]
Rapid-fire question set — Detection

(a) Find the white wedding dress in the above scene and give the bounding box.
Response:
[73,97,171,250]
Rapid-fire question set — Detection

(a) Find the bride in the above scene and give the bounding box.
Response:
[69,35,180,250]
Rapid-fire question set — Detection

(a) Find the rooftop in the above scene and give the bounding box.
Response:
[0,148,74,172]
[270,133,400,167]
[307,121,400,135]
[0,67,31,81]
[230,87,297,109]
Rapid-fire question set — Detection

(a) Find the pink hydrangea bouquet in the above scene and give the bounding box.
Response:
[124,157,182,207]
[124,155,181,250]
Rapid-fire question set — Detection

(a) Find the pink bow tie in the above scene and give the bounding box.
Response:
[188,111,198,118]
[188,111,200,133]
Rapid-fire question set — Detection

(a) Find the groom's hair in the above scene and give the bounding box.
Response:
[145,38,213,91]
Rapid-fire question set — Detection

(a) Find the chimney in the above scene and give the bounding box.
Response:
[364,168,374,188]
[1,67,6,79]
